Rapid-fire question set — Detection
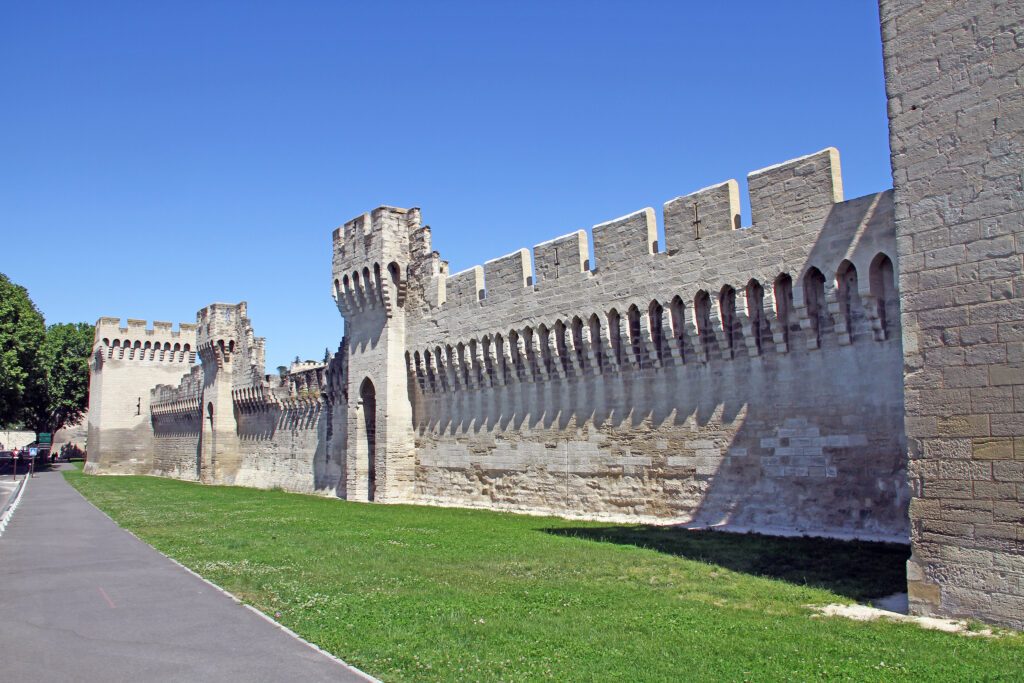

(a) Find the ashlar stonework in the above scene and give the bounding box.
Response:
[85,0,1024,630]
[88,148,908,537]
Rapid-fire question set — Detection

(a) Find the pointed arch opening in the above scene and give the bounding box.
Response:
[359,377,377,501]
[774,273,793,348]
[577,317,593,370]
[553,320,569,374]
[836,260,859,340]
[870,253,896,339]
[694,290,713,359]
[719,285,737,359]
[627,305,643,367]
[746,279,765,355]
[804,267,827,347]
[670,296,686,362]
[648,300,664,362]
[607,309,622,365]
[537,324,552,375]
[388,261,403,308]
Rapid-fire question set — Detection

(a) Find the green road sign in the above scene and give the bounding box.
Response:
[38,433,51,444]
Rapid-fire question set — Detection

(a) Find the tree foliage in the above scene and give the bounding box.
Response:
[0,274,45,427]
[0,273,93,435]
[24,322,95,436]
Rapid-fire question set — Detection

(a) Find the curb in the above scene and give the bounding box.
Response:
[64,471,381,682]
[0,477,29,537]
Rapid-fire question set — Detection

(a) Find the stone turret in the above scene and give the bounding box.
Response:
[195,302,262,484]
[331,206,422,502]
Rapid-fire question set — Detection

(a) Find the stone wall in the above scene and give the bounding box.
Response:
[85,318,196,474]
[149,336,347,495]
[151,411,201,480]
[412,342,906,536]
[233,401,343,494]
[881,0,1024,628]
[80,3,1024,627]
[0,431,35,450]
[402,150,909,537]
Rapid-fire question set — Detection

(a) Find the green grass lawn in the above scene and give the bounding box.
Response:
[64,468,1022,682]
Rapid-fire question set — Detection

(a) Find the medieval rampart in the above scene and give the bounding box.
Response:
[394,149,908,536]
[150,365,203,479]
[149,335,348,494]
[81,0,1024,628]
[86,318,197,474]
[90,148,907,540]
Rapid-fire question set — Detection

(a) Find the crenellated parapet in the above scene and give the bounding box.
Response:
[420,148,867,315]
[331,206,424,319]
[283,359,327,397]
[324,339,348,402]
[151,365,203,416]
[196,302,266,387]
[93,317,197,366]
[398,149,899,390]
[87,315,200,475]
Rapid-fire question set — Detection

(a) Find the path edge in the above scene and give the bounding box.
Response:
[0,476,29,537]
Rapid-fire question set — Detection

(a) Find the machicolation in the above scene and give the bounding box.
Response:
[85,0,1024,630]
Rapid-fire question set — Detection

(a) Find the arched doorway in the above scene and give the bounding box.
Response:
[197,401,215,482]
[360,378,377,501]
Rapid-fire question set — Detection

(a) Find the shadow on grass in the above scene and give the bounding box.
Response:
[544,526,910,601]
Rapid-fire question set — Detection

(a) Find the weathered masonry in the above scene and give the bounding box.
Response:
[88,148,908,536]
[85,0,1023,629]
[881,0,1024,629]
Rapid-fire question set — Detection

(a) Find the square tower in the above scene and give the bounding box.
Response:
[332,206,426,502]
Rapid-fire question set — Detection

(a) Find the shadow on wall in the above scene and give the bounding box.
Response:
[543,525,910,601]
[416,347,907,536]
[411,196,908,537]
[687,197,907,535]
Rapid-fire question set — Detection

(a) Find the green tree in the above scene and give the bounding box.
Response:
[24,322,94,437]
[0,273,45,427]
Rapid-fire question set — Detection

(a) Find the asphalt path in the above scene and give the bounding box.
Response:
[0,466,372,682]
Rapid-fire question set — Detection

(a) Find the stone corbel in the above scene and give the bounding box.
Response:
[501,338,516,385]
[859,289,887,341]
[826,283,851,346]
[661,307,682,366]
[578,324,599,376]
[707,304,730,358]
[793,284,821,350]
[446,347,462,391]
[639,314,661,368]
[733,289,760,358]
[761,287,788,354]
[487,342,503,389]
[617,317,637,370]
[547,331,565,379]
[531,333,549,381]
[682,305,704,364]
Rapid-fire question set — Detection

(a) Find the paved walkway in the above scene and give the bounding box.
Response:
[0,466,371,682]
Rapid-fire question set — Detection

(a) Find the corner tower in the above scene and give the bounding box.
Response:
[881,0,1024,628]
[332,206,422,502]
[85,318,197,474]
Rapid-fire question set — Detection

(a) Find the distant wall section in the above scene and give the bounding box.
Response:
[86,318,196,475]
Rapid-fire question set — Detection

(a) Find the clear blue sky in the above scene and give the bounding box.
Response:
[0,1,891,371]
